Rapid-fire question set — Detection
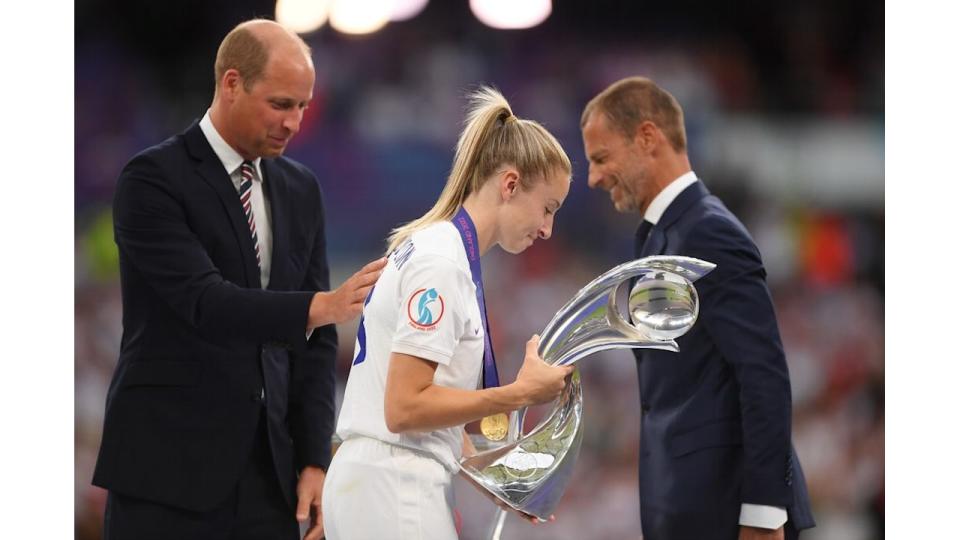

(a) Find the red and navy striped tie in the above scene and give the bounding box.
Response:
[238,161,261,268]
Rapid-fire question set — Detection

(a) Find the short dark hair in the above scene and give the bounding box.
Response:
[581,76,687,153]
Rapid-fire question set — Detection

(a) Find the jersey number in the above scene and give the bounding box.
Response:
[352,286,376,366]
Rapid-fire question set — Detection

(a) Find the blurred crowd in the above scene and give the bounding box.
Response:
[75,1,883,538]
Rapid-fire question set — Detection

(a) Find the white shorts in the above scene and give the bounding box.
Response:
[322,436,458,540]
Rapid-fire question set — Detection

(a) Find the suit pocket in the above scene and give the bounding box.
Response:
[669,418,742,457]
[121,359,202,388]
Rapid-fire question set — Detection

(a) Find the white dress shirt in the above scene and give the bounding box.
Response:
[199,111,272,289]
[642,170,698,225]
[644,170,788,531]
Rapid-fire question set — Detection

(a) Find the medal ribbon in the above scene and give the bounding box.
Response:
[452,207,500,389]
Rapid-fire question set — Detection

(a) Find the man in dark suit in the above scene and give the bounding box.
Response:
[93,19,386,540]
[580,77,816,539]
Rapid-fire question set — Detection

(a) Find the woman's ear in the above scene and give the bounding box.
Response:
[500,167,521,201]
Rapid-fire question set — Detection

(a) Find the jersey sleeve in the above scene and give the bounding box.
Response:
[390,253,471,366]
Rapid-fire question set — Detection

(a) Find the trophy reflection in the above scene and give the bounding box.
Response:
[458,255,715,538]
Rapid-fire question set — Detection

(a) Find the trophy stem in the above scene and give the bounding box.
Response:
[488,509,507,540]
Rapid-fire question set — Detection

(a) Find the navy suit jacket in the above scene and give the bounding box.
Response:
[634,180,815,539]
[93,122,338,513]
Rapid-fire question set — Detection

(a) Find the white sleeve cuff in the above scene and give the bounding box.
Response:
[739,504,787,529]
[391,342,453,366]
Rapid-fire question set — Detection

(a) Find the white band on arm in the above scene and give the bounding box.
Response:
[739,504,787,529]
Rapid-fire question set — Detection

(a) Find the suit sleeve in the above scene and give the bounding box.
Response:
[287,177,338,471]
[683,215,794,507]
[113,153,315,349]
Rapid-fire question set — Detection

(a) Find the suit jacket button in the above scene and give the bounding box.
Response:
[251,389,264,403]
[641,402,651,412]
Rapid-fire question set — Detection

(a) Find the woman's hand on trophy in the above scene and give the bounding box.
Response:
[512,334,574,407]
[520,510,557,525]
[489,498,556,525]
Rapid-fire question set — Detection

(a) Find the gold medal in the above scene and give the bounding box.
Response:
[481,413,509,441]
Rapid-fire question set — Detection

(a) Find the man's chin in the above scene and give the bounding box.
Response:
[262,146,286,158]
[613,198,636,214]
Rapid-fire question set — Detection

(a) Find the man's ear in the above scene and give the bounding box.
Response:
[221,69,243,102]
[633,120,660,152]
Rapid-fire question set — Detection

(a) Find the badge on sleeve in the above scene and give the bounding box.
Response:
[407,288,445,330]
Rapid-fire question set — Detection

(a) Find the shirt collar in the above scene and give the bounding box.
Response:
[643,170,698,225]
[199,110,262,178]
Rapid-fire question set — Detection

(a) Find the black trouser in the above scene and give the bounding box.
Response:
[786,521,801,540]
[103,414,298,540]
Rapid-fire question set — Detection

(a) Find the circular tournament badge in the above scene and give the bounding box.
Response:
[407,288,445,330]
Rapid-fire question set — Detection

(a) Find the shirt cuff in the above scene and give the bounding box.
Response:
[739,504,787,529]
[391,342,453,366]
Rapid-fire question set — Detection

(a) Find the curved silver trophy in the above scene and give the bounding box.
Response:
[458,255,715,538]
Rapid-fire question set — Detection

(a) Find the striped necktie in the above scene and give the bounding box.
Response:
[238,161,261,268]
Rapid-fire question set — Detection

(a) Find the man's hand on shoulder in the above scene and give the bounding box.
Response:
[308,257,387,328]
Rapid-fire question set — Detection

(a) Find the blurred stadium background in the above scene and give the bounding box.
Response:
[75,1,883,538]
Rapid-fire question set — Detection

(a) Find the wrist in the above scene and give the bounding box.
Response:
[308,292,329,328]
[493,382,528,410]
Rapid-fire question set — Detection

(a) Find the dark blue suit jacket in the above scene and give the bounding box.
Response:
[93,122,338,513]
[634,180,815,539]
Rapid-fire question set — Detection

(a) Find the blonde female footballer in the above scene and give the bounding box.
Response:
[322,88,574,539]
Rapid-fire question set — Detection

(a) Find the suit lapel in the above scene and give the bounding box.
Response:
[261,160,288,290]
[184,123,260,288]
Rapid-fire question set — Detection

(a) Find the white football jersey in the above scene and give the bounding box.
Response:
[335,221,485,472]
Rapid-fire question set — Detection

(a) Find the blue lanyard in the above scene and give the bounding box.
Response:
[451,207,500,389]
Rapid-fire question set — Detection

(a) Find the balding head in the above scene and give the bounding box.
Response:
[214,19,312,93]
[208,19,316,161]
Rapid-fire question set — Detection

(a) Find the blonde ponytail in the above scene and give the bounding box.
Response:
[386,87,571,253]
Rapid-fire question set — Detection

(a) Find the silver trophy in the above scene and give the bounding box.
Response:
[458,255,715,538]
